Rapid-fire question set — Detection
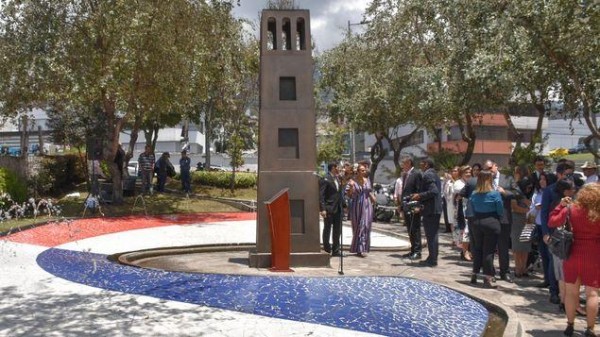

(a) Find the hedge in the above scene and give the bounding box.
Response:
[0,167,27,203]
[191,171,257,189]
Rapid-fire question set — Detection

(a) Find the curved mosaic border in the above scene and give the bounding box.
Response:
[37,248,488,337]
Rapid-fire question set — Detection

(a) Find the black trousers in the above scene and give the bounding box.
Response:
[470,214,501,277]
[323,209,342,254]
[442,196,451,231]
[423,213,441,263]
[403,211,422,254]
[498,221,511,275]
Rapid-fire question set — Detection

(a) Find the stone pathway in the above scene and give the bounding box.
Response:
[0,213,597,336]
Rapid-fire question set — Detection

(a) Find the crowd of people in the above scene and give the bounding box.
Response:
[318,156,600,337]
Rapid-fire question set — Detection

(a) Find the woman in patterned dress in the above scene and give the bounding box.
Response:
[549,183,600,337]
[345,164,375,257]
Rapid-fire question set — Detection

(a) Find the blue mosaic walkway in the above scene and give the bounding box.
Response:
[37,248,488,337]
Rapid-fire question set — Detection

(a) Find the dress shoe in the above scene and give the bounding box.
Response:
[483,277,497,289]
[470,274,477,284]
[499,273,513,283]
[564,322,574,336]
[534,282,550,288]
[408,253,422,260]
[550,294,560,304]
[418,260,437,267]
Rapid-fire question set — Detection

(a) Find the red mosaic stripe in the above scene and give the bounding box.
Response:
[2,212,256,247]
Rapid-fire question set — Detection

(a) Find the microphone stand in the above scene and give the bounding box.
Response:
[338,210,344,275]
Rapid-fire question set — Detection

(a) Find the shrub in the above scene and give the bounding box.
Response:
[0,167,27,203]
[192,171,257,189]
[33,155,87,196]
[427,148,460,171]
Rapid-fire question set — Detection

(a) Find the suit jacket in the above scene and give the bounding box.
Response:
[319,173,343,214]
[418,168,442,216]
[497,173,514,225]
[401,168,422,200]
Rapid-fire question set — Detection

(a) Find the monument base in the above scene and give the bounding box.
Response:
[248,251,330,268]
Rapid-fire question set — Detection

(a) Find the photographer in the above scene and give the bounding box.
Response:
[400,157,422,260]
[410,158,442,267]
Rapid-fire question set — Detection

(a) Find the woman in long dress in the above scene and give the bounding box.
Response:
[346,164,375,257]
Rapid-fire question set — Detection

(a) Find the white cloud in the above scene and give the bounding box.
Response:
[233,0,370,51]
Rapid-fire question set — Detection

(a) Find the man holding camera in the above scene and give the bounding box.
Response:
[410,158,442,267]
[400,157,423,260]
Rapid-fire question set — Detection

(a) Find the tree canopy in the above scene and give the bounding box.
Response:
[317,0,600,174]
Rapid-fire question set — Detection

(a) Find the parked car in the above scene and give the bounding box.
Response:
[568,143,588,154]
[196,162,231,171]
[7,146,21,156]
[127,161,140,176]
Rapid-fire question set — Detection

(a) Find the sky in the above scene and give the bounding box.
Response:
[232,0,371,52]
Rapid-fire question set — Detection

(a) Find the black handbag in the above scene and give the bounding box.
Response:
[548,206,574,260]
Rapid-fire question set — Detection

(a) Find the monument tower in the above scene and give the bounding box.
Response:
[249,9,329,268]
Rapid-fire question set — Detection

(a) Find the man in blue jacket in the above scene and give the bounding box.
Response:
[540,162,574,304]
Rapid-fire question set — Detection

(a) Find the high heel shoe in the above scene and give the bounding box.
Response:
[564,322,574,336]
[584,327,597,337]
[470,274,477,284]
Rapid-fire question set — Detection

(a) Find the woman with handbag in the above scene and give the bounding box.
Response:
[510,165,533,277]
[549,184,600,337]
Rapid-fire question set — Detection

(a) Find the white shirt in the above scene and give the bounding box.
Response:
[586,174,598,184]
[394,177,403,202]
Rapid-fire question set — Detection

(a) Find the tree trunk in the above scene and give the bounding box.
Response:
[103,98,124,204]
[457,112,476,166]
[369,133,386,182]
[20,114,29,158]
[204,100,214,168]
[127,114,143,165]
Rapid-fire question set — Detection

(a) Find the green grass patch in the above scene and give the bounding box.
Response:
[0,185,258,234]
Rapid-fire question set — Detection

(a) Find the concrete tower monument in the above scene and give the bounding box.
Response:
[249,9,329,268]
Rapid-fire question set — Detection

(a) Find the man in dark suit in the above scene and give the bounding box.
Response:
[540,162,574,304]
[319,162,344,256]
[400,157,422,260]
[411,158,442,267]
[485,159,515,282]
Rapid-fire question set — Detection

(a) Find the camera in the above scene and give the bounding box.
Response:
[402,196,422,213]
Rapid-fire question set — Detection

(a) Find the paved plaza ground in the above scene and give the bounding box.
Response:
[0,212,597,336]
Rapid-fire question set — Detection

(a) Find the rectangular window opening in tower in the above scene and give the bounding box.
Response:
[279,77,297,101]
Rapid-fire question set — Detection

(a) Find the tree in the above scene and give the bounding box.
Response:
[0,0,245,202]
[505,0,600,161]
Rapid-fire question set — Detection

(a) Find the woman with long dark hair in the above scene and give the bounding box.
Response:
[346,164,375,257]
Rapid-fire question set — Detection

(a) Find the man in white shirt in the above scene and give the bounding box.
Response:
[581,161,598,184]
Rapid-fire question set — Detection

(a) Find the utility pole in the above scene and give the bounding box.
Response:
[346,20,369,163]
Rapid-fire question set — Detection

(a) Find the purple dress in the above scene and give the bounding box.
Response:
[347,178,373,254]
